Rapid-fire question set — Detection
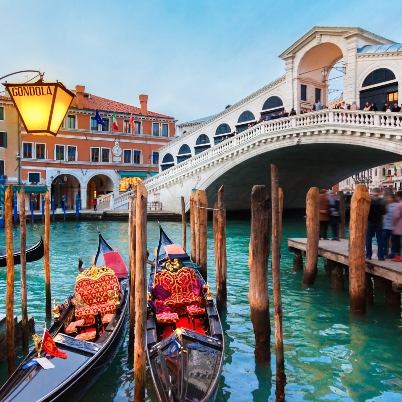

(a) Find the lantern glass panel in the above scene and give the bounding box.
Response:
[50,87,75,133]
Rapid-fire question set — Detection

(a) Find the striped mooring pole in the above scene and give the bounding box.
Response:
[0,175,5,228]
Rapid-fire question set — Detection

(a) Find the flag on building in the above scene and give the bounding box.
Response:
[95,110,105,127]
[129,114,135,137]
[394,165,398,176]
[112,114,118,130]
[42,329,68,359]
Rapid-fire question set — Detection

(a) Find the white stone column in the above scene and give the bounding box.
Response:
[81,188,87,210]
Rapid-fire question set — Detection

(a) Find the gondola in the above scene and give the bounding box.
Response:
[0,233,129,402]
[146,227,224,402]
[0,237,44,267]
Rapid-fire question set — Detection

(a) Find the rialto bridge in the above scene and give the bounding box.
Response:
[108,26,402,212]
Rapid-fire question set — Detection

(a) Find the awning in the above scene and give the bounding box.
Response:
[118,171,149,179]
[12,185,48,194]
[149,172,159,177]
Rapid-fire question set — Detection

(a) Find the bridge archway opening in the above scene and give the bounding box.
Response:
[195,134,211,155]
[177,144,192,164]
[86,174,113,209]
[236,110,256,132]
[261,96,284,119]
[161,153,174,171]
[297,42,344,110]
[214,124,232,145]
[359,68,398,110]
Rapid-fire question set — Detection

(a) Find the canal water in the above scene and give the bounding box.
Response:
[0,218,402,401]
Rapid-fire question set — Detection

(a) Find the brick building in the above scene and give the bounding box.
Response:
[3,85,176,210]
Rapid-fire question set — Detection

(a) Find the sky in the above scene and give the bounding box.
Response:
[3,0,402,125]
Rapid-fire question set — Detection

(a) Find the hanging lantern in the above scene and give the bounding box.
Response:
[3,80,75,136]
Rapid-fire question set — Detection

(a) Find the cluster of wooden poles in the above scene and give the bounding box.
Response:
[4,186,52,377]
[301,184,376,314]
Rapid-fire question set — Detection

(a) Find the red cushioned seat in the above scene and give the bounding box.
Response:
[76,329,96,341]
[186,304,206,317]
[75,302,116,325]
[156,312,179,324]
[164,293,202,309]
[102,313,114,324]
[65,319,85,334]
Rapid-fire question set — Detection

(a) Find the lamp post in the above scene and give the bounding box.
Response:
[2,72,75,137]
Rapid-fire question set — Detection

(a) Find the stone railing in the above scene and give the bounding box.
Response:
[113,189,135,209]
[96,193,114,210]
[144,109,402,191]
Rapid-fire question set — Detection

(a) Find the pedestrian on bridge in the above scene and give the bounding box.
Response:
[391,191,402,262]
[319,189,329,240]
[366,188,386,261]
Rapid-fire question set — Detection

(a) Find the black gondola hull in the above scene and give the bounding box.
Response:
[0,237,44,267]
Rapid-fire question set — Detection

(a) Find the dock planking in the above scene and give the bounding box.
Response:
[288,238,402,285]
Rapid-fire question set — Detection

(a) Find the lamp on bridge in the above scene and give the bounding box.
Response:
[321,67,328,78]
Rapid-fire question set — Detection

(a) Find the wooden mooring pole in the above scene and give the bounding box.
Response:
[349,184,371,314]
[19,187,29,354]
[134,182,148,401]
[248,185,271,362]
[5,186,16,375]
[271,165,286,400]
[44,190,51,319]
[214,185,227,312]
[190,190,197,262]
[128,194,136,354]
[196,190,208,281]
[181,196,186,251]
[302,187,320,287]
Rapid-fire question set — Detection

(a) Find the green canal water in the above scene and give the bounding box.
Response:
[0,218,402,401]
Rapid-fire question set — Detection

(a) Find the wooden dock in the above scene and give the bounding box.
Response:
[288,238,402,285]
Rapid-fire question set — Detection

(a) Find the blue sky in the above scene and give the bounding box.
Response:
[3,1,402,124]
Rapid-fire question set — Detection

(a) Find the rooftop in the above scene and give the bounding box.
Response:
[70,92,174,119]
[178,114,217,127]
[357,43,402,53]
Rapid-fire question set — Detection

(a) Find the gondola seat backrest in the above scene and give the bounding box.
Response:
[73,266,121,325]
[153,267,201,315]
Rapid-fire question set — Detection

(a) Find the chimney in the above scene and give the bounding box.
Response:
[139,94,148,116]
[75,85,85,109]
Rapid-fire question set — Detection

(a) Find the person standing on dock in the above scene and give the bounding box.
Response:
[366,188,386,261]
[319,189,330,240]
[391,191,402,261]
[383,193,398,259]
[328,192,341,241]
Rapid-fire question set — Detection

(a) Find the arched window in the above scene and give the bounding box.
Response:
[214,124,232,145]
[161,153,174,171]
[177,144,191,164]
[237,111,255,123]
[362,68,396,87]
[215,124,231,135]
[262,96,283,110]
[195,134,211,155]
[383,167,386,176]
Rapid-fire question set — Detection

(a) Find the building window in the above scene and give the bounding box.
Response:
[0,132,7,148]
[388,169,392,176]
[262,96,283,110]
[91,117,98,130]
[161,153,174,171]
[123,150,132,163]
[387,91,398,102]
[133,150,141,164]
[152,151,159,165]
[195,134,211,154]
[362,68,396,87]
[35,143,45,159]
[382,168,386,176]
[135,121,141,135]
[301,84,307,101]
[66,115,76,129]
[0,107,4,120]
[67,146,77,161]
[375,169,377,176]
[101,148,110,162]
[237,111,255,123]
[101,118,109,132]
[152,123,160,136]
[55,145,65,160]
[123,120,131,134]
[23,142,33,158]
[177,144,191,164]
[315,88,321,103]
[91,147,100,162]
[161,124,169,137]
[28,172,40,184]
[0,160,4,176]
